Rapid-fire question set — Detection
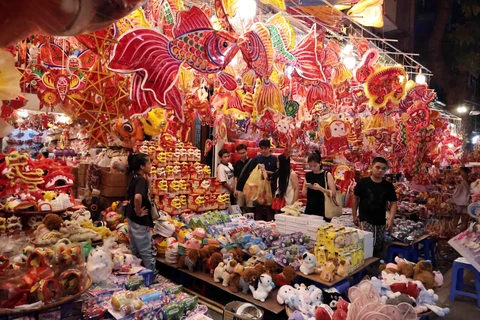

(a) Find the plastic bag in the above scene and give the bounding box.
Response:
[257,179,272,206]
[243,164,263,201]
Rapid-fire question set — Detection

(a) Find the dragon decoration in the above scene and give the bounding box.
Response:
[2,0,461,181]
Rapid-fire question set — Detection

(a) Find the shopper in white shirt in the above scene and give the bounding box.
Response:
[217,148,235,202]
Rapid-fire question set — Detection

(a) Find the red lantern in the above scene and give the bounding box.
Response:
[246,141,257,148]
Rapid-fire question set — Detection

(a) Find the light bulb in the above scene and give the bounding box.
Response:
[344,55,357,70]
[238,0,256,20]
[457,106,468,114]
[415,71,426,84]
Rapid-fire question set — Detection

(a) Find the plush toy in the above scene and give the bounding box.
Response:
[86,240,114,283]
[320,261,336,283]
[264,259,279,279]
[332,309,347,320]
[315,305,334,320]
[413,260,437,290]
[397,260,414,278]
[386,293,416,306]
[178,249,201,272]
[43,213,63,231]
[277,285,296,305]
[205,252,223,275]
[228,247,245,262]
[214,260,237,287]
[390,282,421,299]
[415,281,450,317]
[300,252,318,275]
[275,265,297,287]
[250,273,275,302]
[27,215,43,230]
[308,286,324,306]
[336,259,350,277]
[321,288,342,309]
[434,271,443,287]
[6,215,22,233]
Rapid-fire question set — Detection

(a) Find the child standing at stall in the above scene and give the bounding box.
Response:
[217,148,235,203]
[452,166,471,232]
[126,153,157,275]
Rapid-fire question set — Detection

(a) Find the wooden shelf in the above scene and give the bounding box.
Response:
[296,257,380,287]
[156,257,284,314]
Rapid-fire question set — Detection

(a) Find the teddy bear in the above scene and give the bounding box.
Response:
[178,249,201,272]
[397,260,414,278]
[43,213,63,231]
[413,260,437,290]
[320,261,336,283]
[275,265,297,288]
[336,259,350,277]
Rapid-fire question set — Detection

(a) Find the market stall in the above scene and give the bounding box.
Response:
[0,0,471,319]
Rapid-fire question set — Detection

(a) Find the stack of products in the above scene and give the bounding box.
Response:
[386,218,428,244]
[274,213,325,239]
[136,141,229,215]
[314,223,371,273]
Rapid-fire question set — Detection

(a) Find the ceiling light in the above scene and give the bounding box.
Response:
[457,106,468,114]
[415,69,426,84]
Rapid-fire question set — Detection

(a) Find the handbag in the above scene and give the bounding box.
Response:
[272,194,286,211]
[150,200,160,221]
[324,172,342,219]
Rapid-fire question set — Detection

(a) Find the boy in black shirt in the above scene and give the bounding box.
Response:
[352,157,398,254]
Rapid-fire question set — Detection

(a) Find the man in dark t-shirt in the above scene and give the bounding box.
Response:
[352,157,398,254]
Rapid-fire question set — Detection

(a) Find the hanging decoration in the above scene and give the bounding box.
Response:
[347,0,384,28]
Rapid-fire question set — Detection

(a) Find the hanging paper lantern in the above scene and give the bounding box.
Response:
[347,0,384,28]
[364,66,407,109]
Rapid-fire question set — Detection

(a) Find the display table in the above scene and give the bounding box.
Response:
[296,257,379,287]
[156,257,284,315]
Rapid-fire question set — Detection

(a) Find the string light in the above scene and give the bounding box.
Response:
[415,69,426,84]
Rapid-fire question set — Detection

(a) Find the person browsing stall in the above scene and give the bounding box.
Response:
[277,154,299,206]
[216,148,235,201]
[302,150,336,221]
[452,166,472,232]
[233,144,252,212]
[236,139,278,194]
[352,157,398,254]
[126,153,157,275]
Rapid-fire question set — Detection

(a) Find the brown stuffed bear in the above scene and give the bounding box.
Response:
[275,266,297,287]
[43,213,63,231]
[397,261,414,278]
[413,260,437,290]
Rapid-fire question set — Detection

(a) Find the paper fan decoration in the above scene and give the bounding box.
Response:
[66,60,130,147]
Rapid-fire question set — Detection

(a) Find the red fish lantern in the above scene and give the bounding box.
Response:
[364,66,407,109]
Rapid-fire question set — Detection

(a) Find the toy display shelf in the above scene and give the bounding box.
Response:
[0,208,70,216]
[156,257,284,315]
[297,257,380,287]
[0,276,92,315]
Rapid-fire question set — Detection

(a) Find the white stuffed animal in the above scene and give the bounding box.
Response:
[277,285,296,305]
[86,243,113,283]
[300,252,318,275]
[249,274,275,302]
[213,262,225,283]
[165,237,179,264]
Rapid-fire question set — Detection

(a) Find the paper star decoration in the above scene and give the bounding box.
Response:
[68,59,131,147]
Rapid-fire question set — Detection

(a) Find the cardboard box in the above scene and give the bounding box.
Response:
[100,168,127,197]
[77,163,88,188]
